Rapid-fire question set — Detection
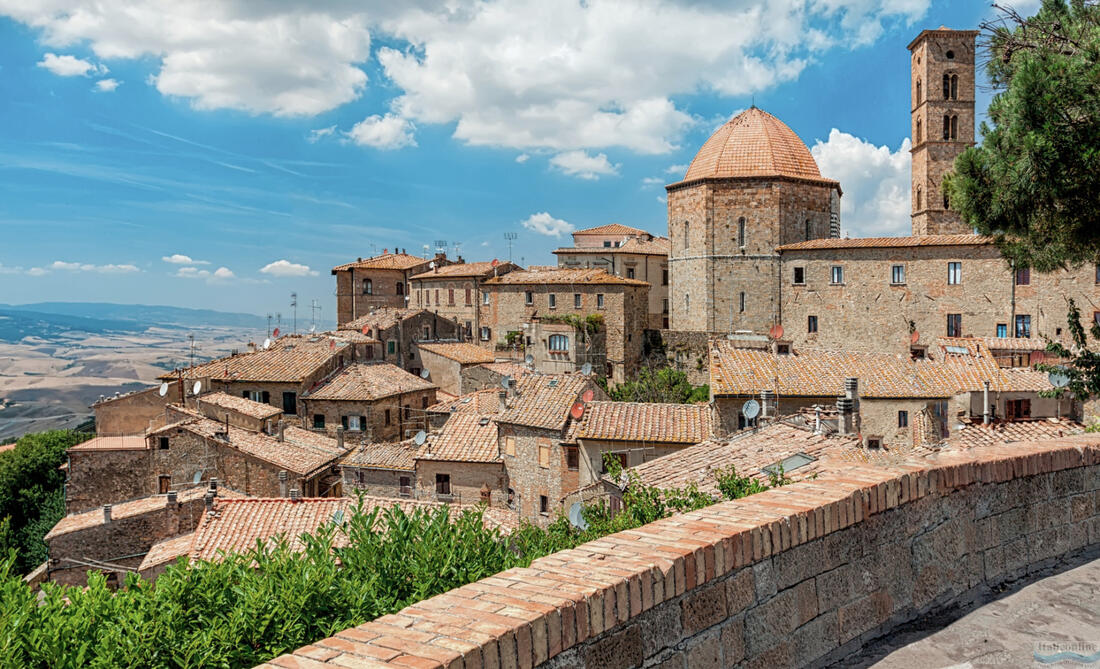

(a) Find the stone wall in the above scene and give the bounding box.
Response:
[66,449,152,513]
[418,348,465,396]
[557,251,670,329]
[268,435,1100,669]
[342,466,412,499]
[500,424,573,524]
[93,382,178,435]
[301,394,434,443]
[414,459,506,507]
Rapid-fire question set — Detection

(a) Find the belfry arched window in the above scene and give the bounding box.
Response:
[943,74,951,99]
[805,219,812,240]
[916,79,922,103]
[950,115,958,140]
[943,115,950,140]
[950,75,958,100]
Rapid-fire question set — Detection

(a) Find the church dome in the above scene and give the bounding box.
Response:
[681,107,825,183]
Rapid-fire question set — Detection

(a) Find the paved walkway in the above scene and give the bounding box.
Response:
[850,558,1100,668]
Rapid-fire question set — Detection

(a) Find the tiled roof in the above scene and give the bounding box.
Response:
[554,235,670,257]
[496,374,594,431]
[777,234,991,251]
[198,392,282,420]
[573,223,649,236]
[418,412,501,463]
[342,308,428,334]
[476,361,533,379]
[152,409,347,476]
[943,417,1084,451]
[341,440,418,471]
[409,261,518,281]
[426,388,503,415]
[332,253,432,272]
[681,108,832,184]
[45,486,243,539]
[68,435,147,452]
[974,336,1049,352]
[417,342,496,365]
[167,335,342,383]
[481,267,649,287]
[0,444,14,455]
[625,418,863,496]
[566,402,713,444]
[139,532,195,571]
[305,363,435,402]
[326,329,380,344]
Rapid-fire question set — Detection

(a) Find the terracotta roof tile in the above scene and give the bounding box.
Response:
[573,223,649,236]
[341,440,418,472]
[68,435,147,452]
[305,363,435,402]
[482,267,648,287]
[475,361,533,379]
[418,412,501,463]
[417,342,496,365]
[554,235,670,257]
[567,402,713,444]
[777,234,992,251]
[332,253,433,272]
[426,388,503,415]
[974,336,1049,352]
[139,532,195,571]
[943,417,1084,451]
[409,261,519,281]
[341,308,429,334]
[198,392,282,420]
[46,486,244,539]
[167,335,342,383]
[496,374,595,431]
[680,108,832,184]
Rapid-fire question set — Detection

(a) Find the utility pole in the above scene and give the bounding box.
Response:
[290,293,298,335]
[504,232,517,262]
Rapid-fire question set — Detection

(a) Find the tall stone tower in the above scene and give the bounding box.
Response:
[666,108,841,333]
[909,27,979,236]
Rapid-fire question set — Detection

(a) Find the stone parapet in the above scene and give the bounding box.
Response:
[261,435,1100,669]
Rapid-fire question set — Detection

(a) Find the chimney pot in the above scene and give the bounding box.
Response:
[209,477,218,492]
[167,490,177,505]
[498,390,508,412]
[278,420,286,442]
[204,491,214,511]
[103,505,112,524]
[290,488,300,501]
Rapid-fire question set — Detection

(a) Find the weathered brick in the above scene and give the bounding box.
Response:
[684,630,721,669]
[581,625,643,669]
[681,580,728,635]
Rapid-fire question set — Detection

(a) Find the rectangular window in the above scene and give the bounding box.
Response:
[436,474,451,495]
[793,267,805,284]
[1094,312,1100,328]
[399,476,411,495]
[387,340,396,355]
[662,298,669,314]
[158,436,169,450]
[1015,314,1032,338]
[539,495,549,515]
[549,294,557,309]
[891,265,905,284]
[596,294,605,309]
[503,435,515,456]
[159,475,171,494]
[603,241,612,248]
[1006,399,1032,420]
[480,327,491,341]
[283,391,297,415]
[347,415,361,431]
[898,410,909,428]
[996,323,1008,338]
[313,414,325,429]
[565,446,579,471]
[384,409,391,425]
[662,269,668,285]
[423,325,431,339]
[363,279,372,295]
[538,443,550,468]
[465,288,472,305]
[738,292,745,313]
[1015,267,1030,285]
[830,266,844,284]
[434,289,439,304]
[448,288,455,305]
[247,390,263,403]
[626,267,635,279]
[482,291,490,305]
[947,262,961,285]
[947,313,962,337]
[808,315,818,333]
[573,293,581,309]
[525,290,533,305]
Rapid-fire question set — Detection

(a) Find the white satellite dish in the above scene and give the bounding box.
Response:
[191,381,202,396]
[581,362,593,376]
[263,338,272,350]
[158,382,169,397]
[500,375,514,389]
[420,368,430,379]
[413,430,427,446]
[742,399,761,420]
[428,261,436,269]
[524,354,534,366]
[567,502,589,530]
[192,471,202,485]
[309,324,316,334]
[1048,367,1071,388]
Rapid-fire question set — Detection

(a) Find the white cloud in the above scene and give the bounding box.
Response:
[665,163,688,175]
[177,266,235,282]
[515,153,530,164]
[347,113,416,149]
[642,176,664,186]
[520,212,574,238]
[308,125,337,143]
[259,259,319,277]
[49,260,139,273]
[549,150,619,180]
[810,129,912,237]
[162,254,209,265]
[0,263,22,275]
[37,52,106,77]
[212,267,235,279]
[95,78,120,92]
[26,267,48,277]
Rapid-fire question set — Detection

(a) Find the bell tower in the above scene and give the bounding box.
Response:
[909,27,978,236]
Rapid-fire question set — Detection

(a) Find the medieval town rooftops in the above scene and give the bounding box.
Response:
[427,388,502,415]
[776,234,992,251]
[68,434,147,452]
[476,361,533,379]
[554,235,671,257]
[417,342,496,365]
[565,401,713,444]
[150,408,348,476]
[418,412,500,463]
[679,107,837,186]
[481,267,649,287]
[496,374,593,431]
[340,439,417,472]
[942,417,1084,451]
[342,308,430,334]
[45,485,244,540]
[326,329,380,345]
[409,261,518,281]
[573,223,649,236]
[332,252,433,273]
[303,363,435,402]
[975,336,1049,352]
[166,335,343,383]
[198,392,282,420]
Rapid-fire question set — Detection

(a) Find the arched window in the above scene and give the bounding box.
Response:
[943,73,951,99]
[950,115,958,140]
[739,292,746,313]
[915,119,922,144]
[396,282,404,295]
[950,74,958,100]
[738,217,746,247]
[916,79,922,103]
[805,219,812,240]
[916,186,923,210]
[362,279,372,295]
[943,115,951,140]
[683,221,690,251]
[548,334,569,352]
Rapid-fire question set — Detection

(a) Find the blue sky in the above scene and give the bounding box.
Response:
[0,1,1027,317]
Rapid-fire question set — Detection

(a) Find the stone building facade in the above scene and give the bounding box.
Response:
[409,261,520,339]
[340,308,461,375]
[299,363,437,443]
[910,28,979,236]
[332,251,454,326]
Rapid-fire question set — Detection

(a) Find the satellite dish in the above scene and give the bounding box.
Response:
[581,389,595,403]
[570,402,585,420]
[567,502,589,530]
[191,381,203,396]
[428,261,436,269]
[273,328,280,338]
[413,430,427,446]
[742,399,761,420]
[491,258,499,267]
[192,471,202,485]
[581,362,593,376]
[158,382,169,397]
[910,330,920,345]
[309,324,317,334]
[1048,367,1071,388]
[361,326,371,336]
[524,354,534,366]
[420,368,430,379]
[769,324,784,340]
[263,338,272,350]
[500,375,513,389]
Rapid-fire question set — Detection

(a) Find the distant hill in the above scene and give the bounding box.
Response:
[0,309,145,342]
[2,302,266,330]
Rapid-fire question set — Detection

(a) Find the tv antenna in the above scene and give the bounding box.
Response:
[452,241,462,257]
[310,299,321,331]
[422,244,430,258]
[188,333,198,369]
[266,314,273,338]
[433,239,448,255]
[290,293,298,335]
[503,232,517,262]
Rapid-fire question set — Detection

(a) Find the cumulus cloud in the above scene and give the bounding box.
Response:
[49,260,139,273]
[308,125,337,143]
[177,266,235,282]
[665,163,688,175]
[95,78,120,92]
[162,254,209,265]
[642,176,664,186]
[260,259,319,277]
[26,267,48,277]
[37,53,106,77]
[515,153,530,164]
[549,150,619,180]
[346,113,416,149]
[0,263,23,275]
[810,129,912,237]
[520,212,574,238]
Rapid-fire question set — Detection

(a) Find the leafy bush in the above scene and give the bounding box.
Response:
[601,366,709,404]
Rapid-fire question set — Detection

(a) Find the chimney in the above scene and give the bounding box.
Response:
[760,390,775,419]
[166,490,178,505]
[290,488,300,501]
[336,425,345,450]
[102,504,112,524]
[209,477,218,493]
[166,491,180,533]
[204,491,214,511]
[837,398,855,435]
[498,390,508,413]
[814,406,822,434]
[279,470,289,497]
[277,420,286,442]
[983,380,992,425]
[844,377,861,433]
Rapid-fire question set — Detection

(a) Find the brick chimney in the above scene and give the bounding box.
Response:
[279,470,289,497]
[844,377,861,434]
[204,491,214,512]
[290,488,300,501]
[102,504,112,524]
[336,425,345,451]
[760,390,775,420]
[837,398,855,435]
[166,490,180,534]
[278,420,286,442]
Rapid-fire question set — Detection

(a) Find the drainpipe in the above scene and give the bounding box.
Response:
[983,381,991,425]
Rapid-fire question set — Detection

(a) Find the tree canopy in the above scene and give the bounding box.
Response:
[945,0,1100,272]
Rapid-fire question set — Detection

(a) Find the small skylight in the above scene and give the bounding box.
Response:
[762,452,817,476]
[944,345,970,355]
[460,397,472,404]
[478,417,490,426]
[331,509,345,524]
[548,379,559,387]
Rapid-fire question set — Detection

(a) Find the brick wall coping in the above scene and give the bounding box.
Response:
[260,434,1100,669]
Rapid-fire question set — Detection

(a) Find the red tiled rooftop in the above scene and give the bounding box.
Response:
[482,267,649,287]
[573,223,649,236]
[305,363,435,402]
[418,412,501,463]
[341,308,429,334]
[166,335,343,383]
[943,417,1085,451]
[409,261,519,281]
[777,234,992,251]
[566,401,713,444]
[68,434,147,452]
[341,440,418,472]
[496,374,597,431]
[46,486,244,539]
[332,253,433,272]
[417,342,496,365]
[198,392,282,420]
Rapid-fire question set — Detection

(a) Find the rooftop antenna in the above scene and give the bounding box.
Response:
[434,239,448,256]
[290,293,298,335]
[266,314,273,338]
[188,333,197,369]
[422,244,430,258]
[310,299,321,332]
[503,232,517,263]
[452,241,462,257]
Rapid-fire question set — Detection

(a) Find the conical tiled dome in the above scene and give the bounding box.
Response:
[682,108,824,182]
